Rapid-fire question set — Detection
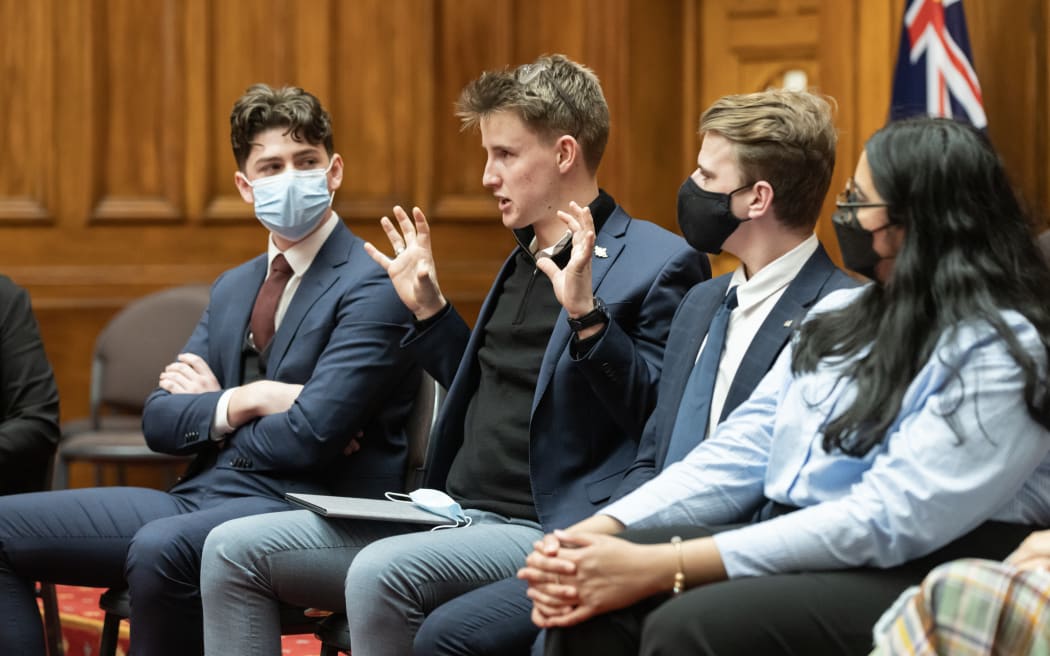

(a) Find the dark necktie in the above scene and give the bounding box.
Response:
[249,254,293,352]
[661,286,739,469]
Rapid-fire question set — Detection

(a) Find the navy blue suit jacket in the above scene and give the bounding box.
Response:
[613,243,856,498]
[142,222,420,501]
[409,206,710,529]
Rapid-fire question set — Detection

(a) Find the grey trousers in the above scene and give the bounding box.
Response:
[200,508,542,656]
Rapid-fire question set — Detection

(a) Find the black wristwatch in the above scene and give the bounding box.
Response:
[567,297,608,332]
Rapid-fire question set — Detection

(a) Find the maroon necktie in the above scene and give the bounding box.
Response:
[249,254,293,351]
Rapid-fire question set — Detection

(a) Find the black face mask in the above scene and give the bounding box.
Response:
[676,177,752,254]
[831,210,885,280]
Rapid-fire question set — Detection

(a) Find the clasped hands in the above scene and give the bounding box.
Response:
[517,530,667,629]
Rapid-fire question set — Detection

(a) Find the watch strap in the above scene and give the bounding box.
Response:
[567,297,608,332]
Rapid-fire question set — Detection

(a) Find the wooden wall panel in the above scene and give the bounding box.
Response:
[432,0,512,217]
[0,0,1047,426]
[966,0,1049,221]
[90,0,184,223]
[618,0,685,232]
[330,0,433,222]
[0,0,54,225]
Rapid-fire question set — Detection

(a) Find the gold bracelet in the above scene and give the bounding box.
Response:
[671,536,686,595]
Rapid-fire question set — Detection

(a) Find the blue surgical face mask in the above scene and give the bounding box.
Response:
[247,160,335,242]
[386,489,472,529]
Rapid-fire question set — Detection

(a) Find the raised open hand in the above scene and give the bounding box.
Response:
[364,205,447,320]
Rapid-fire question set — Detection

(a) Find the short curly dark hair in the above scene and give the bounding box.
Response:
[229,84,334,170]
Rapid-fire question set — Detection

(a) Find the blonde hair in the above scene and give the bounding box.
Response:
[456,54,610,174]
[701,90,837,229]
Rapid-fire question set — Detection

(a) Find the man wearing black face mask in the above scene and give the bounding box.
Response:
[603,89,857,495]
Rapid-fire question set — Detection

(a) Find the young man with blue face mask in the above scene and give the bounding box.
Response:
[0,83,419,656]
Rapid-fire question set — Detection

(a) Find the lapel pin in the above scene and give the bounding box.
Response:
[594,245,608,258]
[783,320,793,327]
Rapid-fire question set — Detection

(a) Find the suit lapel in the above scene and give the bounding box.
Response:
[532,207,629,413]
[721,245,837,416]
[652,277,730,467]
[267,225,351,372]
[665,277,732,410]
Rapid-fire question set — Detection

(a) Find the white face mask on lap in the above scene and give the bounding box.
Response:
[247,160,335,242]
[386,489,472,530]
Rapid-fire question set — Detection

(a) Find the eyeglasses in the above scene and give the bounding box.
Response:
[515,62,581,134]
[834,178,891,227]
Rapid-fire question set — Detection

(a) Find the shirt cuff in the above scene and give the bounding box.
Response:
[211,389,235,440]
[412,302,452,332]
[569,322,608,359]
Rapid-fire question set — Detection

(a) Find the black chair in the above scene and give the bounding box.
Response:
[37,581,63,656]
[97,372,444,656]
[48,284,206,655]
[54,284,210,489]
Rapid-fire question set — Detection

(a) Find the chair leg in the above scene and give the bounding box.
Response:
[99,611,121,656]
[93,463,106,487]
[39,583,64,656]
[51,455,69,491]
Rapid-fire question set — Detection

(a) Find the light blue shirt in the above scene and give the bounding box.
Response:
[603,287,1050,578]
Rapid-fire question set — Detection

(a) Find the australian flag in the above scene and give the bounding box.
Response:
[890,0,986,128]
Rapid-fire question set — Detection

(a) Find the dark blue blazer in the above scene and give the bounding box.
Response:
[142,223,420,501]
[613,243,856,497]
[410,206,710,529]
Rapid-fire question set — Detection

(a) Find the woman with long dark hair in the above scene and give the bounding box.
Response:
[519,117,1050,655]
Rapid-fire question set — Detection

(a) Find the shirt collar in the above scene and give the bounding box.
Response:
[529,230,573,257]
[514,188,617,255]
[266,212,339,276]
[729,234,819,311]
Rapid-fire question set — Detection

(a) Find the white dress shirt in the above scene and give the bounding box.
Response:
[703,234,818,436]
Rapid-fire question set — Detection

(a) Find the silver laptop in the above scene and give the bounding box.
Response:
[285,492,448,526]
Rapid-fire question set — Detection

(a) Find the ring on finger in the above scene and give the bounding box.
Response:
[393,246,405,256]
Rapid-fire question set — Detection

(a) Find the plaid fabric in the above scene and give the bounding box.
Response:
[871,559,1050,655]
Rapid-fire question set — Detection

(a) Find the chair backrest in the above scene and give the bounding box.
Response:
[90,284,211,423]
[403,372,444,491]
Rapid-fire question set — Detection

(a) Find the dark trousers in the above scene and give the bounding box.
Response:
[414,576,538,656]
[0,486,291,656]
[544,521,1033,656]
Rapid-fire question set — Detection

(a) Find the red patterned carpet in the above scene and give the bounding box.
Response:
[43,585,324,656]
